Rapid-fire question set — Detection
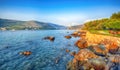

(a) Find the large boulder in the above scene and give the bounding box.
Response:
[74,49,98,62]
[88,45,108,56]
[75,39,88,49]
[100,39,119,54]
[88,58,106,70]
[105,42,119,54]
[67,58,106,70]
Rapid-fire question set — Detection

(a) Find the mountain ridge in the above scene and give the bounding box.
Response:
[0,18,66,30]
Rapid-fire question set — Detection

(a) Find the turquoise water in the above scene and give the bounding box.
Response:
[0,30,79,70]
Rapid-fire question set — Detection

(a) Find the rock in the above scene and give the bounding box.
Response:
[64,36,71,39]
[71,31,81,37]
[55,59,59,64]
[89,58,106,70]
[109,30,120,35]
[43,36,55,41]
[75,39,88,49]
[67,58,106,70]
[101,39,119,54]
[67,61,77,70]
[105,42,119,54]
[70,51,76,56]
[117,31,120,34]
[66,49,70,52]
[67,44,71,46]
[19,51,32,56]
[1,27,7,31]
[55,57,60,64]
[74,49,98,61]
[90,68,95,70]
[88,45,108,56]
[109,55,120,63]
[71,30,87,38]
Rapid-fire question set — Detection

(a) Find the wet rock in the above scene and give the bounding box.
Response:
[75,39,88,49]
[70,51,76,56]
[19,51,32,56]
[65,36,71,39]
[43,36,55,41]
[74,49,98,61]
[66,49,70,52]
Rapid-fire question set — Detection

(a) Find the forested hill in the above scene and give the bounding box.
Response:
[82,12,120,30]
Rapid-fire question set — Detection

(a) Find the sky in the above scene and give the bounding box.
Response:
[0,0,120,26]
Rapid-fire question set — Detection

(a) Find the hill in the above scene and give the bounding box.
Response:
[82,12,120,30]
[0,18,66,30]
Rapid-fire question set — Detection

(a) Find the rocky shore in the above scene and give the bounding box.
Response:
[67,30,120,70]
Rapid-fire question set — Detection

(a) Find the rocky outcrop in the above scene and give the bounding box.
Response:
[88,45,108,56]
[73,49,98,62]
[85,32,120,46]
[67,30,120,70]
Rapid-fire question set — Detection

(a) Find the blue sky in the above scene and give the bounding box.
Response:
[0,0,120,26]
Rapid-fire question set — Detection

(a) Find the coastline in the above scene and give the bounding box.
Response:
[67,30,120,70]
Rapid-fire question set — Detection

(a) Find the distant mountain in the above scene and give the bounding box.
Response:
[0,18,66,30]
[68,25,83,30]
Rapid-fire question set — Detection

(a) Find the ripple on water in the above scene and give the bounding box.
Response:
[0,30,79,70]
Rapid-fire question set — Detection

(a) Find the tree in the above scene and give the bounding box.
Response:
[110,12,120,19]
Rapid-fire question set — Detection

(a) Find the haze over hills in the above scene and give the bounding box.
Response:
[0,18,66,30]
[68,25,83,30]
